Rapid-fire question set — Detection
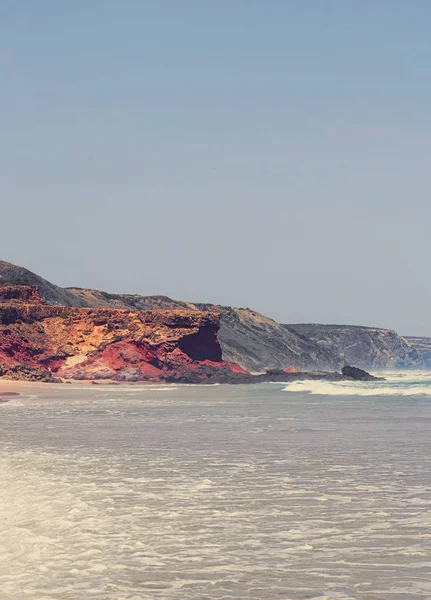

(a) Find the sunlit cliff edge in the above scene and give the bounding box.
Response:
[0,285,246,383]
[1,260,429,381]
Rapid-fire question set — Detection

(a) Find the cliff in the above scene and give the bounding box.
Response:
[192,305,340,371]
[0,285,46,305]
[289,324,418,370]
[0,286,246,382]
[0,261,343,371]
[1,261,426,373]
[403,337,431,368]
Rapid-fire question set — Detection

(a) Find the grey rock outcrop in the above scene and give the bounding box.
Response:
[342,365,384,381]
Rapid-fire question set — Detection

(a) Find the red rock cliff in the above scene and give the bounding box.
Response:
[0,286,247,382]
[0,285,47,305]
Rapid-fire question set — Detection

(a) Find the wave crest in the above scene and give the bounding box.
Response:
[282,373,431,397]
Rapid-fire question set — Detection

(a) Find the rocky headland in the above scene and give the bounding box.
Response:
[289,323,418,370]
[0,285,248,383]
[0,260,423,382]
[0,284,384,385]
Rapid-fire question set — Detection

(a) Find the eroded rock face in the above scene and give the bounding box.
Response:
[0,262,351,372]
[0,287,247,382]
[1,261,424,373]
[0,285,47,305]
[195,306,341,371]
[0,364,57,382]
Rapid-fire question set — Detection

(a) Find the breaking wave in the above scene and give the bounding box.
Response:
[282,371,431,397]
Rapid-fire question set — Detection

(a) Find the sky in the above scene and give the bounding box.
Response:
[1,1,431,335]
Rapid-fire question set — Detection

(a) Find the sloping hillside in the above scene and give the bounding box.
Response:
[193,305,340,371]
[0,261,88,307]
[65,288,194,310]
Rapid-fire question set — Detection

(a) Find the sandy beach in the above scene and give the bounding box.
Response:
[0,378,176,400]
[0,379,28,396]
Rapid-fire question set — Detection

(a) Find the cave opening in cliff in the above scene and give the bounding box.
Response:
[178,327,222,362]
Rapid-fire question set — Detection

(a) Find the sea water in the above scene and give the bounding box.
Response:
[1,373,430,599]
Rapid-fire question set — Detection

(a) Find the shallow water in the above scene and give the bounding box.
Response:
[1,374,431,599]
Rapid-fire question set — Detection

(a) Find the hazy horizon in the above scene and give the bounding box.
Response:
[2,2,431,336]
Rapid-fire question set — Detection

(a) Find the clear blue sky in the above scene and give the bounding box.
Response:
[1,1,431,335]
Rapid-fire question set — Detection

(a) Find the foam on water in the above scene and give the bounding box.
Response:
[1,381,431,599]
[283,370,431,396]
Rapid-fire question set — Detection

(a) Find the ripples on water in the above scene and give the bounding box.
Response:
[1,374,431,599]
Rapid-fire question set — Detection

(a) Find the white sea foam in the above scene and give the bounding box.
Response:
[1,383,431,598]
[282,370,431,396]
[382,369,431,383]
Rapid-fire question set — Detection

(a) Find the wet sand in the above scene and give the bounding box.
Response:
[0,380,27,399]
[0,378,175,392]
[0,392,20,402]
[0,379,51,400]
[0,378,173,401]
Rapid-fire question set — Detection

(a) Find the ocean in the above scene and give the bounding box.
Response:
[1,372,430,599]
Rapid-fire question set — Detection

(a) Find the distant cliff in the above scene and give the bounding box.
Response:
[289,324,418,370]
[403,337,431,368]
